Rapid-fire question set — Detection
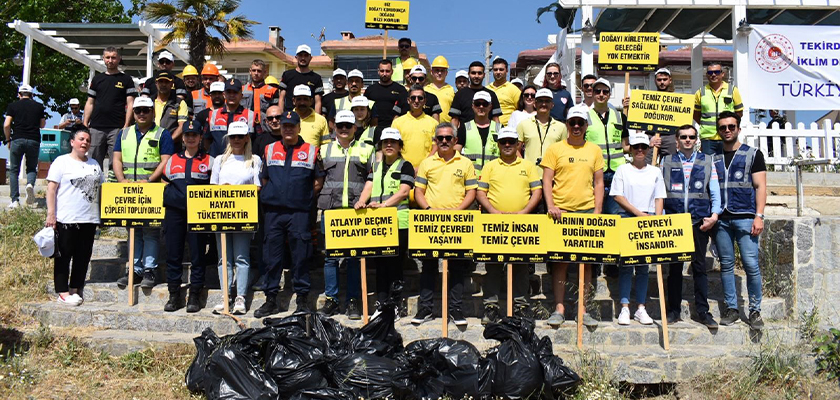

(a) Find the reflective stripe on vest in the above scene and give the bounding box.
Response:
[698,83,736,139]
[120,125,163,181]
[586,106,625,171]
[192,89,212,114]
[319,140,372,209]
[371,158,410,229]
[462,121,500,174]
[157,97,181,132]
[335,97,350,113]
[662,153,712,220]
[714,144,758,215]
[358,126,376,146]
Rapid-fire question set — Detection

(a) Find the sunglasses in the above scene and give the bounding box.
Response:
[717,124,738,132]
[336,123,354,129]
[545,72,560,76]
[522,93,536,99]
[435,135,454,142]
[473,101,490,108]
[399,44,410,49]
[228,135,247,140]
[707,70,723,76]
[582,83,593,89]
[265,115,282,121]
[567,119,586,127]
[631,144,649,150]
[134,107,152,114]
[498,139,517,146]
[594,88,610,95]
[410,76,425,82]
[159,59,173,64]
[679,135,697,140]
[409,95,425,101]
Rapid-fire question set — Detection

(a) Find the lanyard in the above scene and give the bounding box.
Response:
[535,116,552,156]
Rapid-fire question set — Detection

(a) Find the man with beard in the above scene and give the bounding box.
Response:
[365,59,409,128]
[449,61,501,128]
[280,45,324,114]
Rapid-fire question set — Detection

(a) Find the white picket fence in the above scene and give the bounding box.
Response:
[739,120,840,172]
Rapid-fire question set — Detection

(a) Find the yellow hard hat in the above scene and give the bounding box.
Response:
[182,64,198,76]
[401,57,419,70]
[265,75,280,86]
[431,56,449,69]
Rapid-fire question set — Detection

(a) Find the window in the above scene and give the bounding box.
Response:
[334,55,385,86]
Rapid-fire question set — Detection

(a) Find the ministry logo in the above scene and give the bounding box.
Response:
[755,34,794,73]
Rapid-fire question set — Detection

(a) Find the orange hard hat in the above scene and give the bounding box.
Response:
[201,63,220,76]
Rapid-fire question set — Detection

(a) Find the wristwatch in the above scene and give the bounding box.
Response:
[756,213,765,220]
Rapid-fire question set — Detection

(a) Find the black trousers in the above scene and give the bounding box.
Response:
[54,222,97,293]
[264,208,312,297]
[419,258,469,312]
[164,208,209,294]
[371,229,408,302]
[667,222,713,317]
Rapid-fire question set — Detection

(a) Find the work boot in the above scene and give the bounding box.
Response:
[481,304,500,325]
[720,308,740,326]
[117,271,142,289]
[254,296,281,318]
[295,294,311,314]
[748,311,764,330]
[514,303,535,320]
[140,270,156,288]
[186,292,202,313]
[347,298,361,320]
[164,292,181,312]
[319,297,340,316]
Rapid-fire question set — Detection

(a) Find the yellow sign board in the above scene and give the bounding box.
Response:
[619,213,694,265]
[186,185,259,232]
[365,0,410,31]
[408,210,478,258]
[546,213,621,264]
[474,214,549,263]
[598,32,660,72]
[101,183,165,228]
[627,90,695,134]
[323,208,400,258]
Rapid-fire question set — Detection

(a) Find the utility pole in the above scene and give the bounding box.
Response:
[484,39,493,85]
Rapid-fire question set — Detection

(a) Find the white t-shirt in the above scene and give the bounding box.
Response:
[507,110,536,131]
[46,155,104,224]
[609,163,666,214]
[210,154,262,186]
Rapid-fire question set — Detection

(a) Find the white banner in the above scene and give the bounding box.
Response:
[748,25,840,110]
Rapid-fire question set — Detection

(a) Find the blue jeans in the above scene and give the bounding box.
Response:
[715,217,762,312]
[701,139,724,156]
[320,218,361,302]
[216,232,252,297]
[617,211,650,305]
[602,171,621,215]
[9,139,39,202]
[132,227,159,274]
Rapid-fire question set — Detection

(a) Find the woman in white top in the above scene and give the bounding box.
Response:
[209,122,262,314]
[609,132,666,325]
[506,84,537,130]
[45,129,104,306]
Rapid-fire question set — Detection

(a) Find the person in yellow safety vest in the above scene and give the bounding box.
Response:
[486,58,521,127]
[325,70,368,129]
[112,96,175,291]
[585,78,629,215]
[393,37,414,85]
[427,56,455,124]
[693,62,744,156]
[182,64,200,93]
[350,96,376,146]
[293,84,330,146]
[192,63,221,115]
[317,110,375,320]
[455,91,501,177]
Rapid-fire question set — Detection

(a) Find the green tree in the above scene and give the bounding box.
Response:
[142,0,256,71]
[0,0,133,119]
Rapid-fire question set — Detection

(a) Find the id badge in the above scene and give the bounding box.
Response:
[671,183,683,191]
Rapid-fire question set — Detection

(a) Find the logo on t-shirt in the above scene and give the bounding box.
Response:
[454,168,464,178]
[116,81,124,89]
[560,98,567,104]
[519,170,527,176]
[297,151,309,160]
[568,157,575,163]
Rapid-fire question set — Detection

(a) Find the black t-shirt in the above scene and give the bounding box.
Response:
[88,72,138,129]
[720,148,766,219]
[422,90,442,118]
[279,70,324,111]
[366,82,408,127]
[5,99,45,141]
[252,132,283,160]
[448,87,502,123]
[322,90,350,118]
[195,108,212,131]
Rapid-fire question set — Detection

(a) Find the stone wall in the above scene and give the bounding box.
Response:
[762,216,840,328]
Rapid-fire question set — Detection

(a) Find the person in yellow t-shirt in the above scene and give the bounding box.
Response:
[152,72,189,143]
[413,122,477,327]
[427,56,455,123]
[292,85,329,146]
[540,105,604,330]
[476,127,542,324]
[391,86,438,170]
[517,88,567,165]
[486,58,521,127]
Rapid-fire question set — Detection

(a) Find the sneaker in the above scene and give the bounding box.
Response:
[56,293,80,306]
[140,270,156,288]
[411,307,433,325]
[186,293,202,313]
[481,304,500,325]
[698,313,719,329]
[117,271,142,289]
[294,295,311,314]
[213,297,234,314]
[582,313,599,327]
[68,293,84,306]
[617,307,631,325]
[25,184,35,206]
[547,311,565,328]
[514,304,535,320]
[254,297,281,318]
[7,200,19,209]
[449,308,468,327]
[319,297,340,316]
[164,294,180,312]
[634,307,653,325]
[666,311,681,324]
[720,308,740,326]
[347,298,361,320]
[748,311,764,330]
[232,296,246,315]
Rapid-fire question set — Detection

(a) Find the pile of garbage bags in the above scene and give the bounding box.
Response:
[185,306,579,400]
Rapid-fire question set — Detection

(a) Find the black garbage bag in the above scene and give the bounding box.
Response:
[350,302,403,357]
[484,320,545,398]
[204,341,279,400]
[328,352,399,399]
[264,313,308,336]
[401,338,492,398]
[265,334,329,396]
[536,336,580,393]
[312,313,356,358]
[288,388,356,400]
[185,328,219,393]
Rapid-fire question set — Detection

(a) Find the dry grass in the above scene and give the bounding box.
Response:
[0,208,53,326]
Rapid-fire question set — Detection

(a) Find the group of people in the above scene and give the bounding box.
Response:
[15,37,766,330]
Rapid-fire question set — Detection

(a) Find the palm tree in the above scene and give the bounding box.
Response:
[143,0,257,70]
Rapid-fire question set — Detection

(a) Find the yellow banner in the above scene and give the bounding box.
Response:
[598,32,660,72]
[474,214,549,263]
[619,213,694,265]
[408,210,478,258]
[101,183,165,228]
[546,213,621,264]
[365,0,410,31]
[186,185,259,232]
[323,208,400,258]
[627,90,695,134]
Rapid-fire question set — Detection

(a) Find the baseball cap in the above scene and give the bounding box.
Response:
[133,97,154,109]
[335,110,355,125]
[410,65,427,75]
[511,78,524,86]
[224,78,243,92]
[654,68,671,76]
[157,51,174,61]
[455,70,468,80]
[593,78,611,89]
[348,69,364,80]
[280,110,301,125]
[226,121,249,136]
[210,81,226,93]
[155,71,174,81]
[34,227,55,258]
[629,132,650,146]
[332,68,347,77]
[296,44,311,55]
[496,127,518,141]
[566,106,590,122]
[69,98,80,105]
[535,88,553,99]
[293,84,312,97]
[473,91,491,103]
[351,96,370,108]
[183,119,203,135]
[380,128,402,142]
[18,84,33,93]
